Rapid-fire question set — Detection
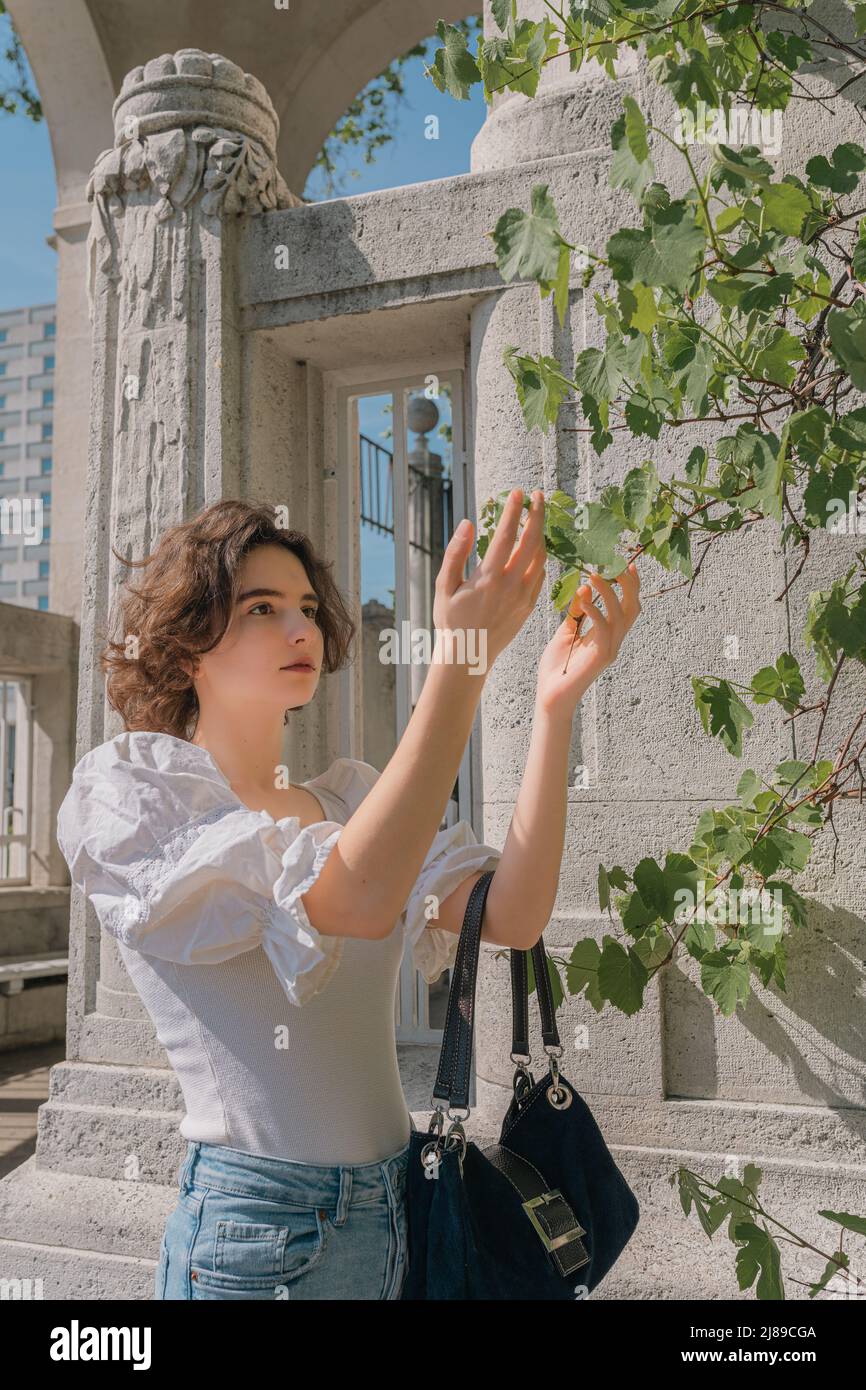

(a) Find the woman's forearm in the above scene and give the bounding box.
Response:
[304,660,487,937]
[483,696,574,951]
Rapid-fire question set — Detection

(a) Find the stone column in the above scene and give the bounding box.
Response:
[469,0,635,1166]
[0,49,302,1299]
[468,0,866,1299]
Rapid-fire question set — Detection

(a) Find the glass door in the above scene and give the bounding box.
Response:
[338,370,472,1041]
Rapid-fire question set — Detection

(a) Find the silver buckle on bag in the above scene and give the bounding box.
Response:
[522,1189,587,1254]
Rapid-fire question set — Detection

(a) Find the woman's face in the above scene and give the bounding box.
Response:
[189,544,325,720]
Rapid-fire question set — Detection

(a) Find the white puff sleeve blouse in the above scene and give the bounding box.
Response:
[56,730,347,1006]
[56,730,502,1006]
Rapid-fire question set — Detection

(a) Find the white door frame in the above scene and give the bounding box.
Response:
[332,360,477,1043]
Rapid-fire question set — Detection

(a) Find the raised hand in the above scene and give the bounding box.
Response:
[535,563,642,718]
[433,488,547,676]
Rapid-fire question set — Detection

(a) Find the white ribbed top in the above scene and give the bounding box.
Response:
[56,731,500,1164]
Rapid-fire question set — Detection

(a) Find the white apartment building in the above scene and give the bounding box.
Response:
[0,302,56,608]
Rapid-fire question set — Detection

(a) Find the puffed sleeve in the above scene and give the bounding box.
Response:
[55,731,346,1006]
[330,756,501,982]
[402,822,501,983]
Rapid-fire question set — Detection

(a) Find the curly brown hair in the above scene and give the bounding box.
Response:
[100,499,356,740]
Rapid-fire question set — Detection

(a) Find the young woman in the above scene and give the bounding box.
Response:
[56,491,641,1300]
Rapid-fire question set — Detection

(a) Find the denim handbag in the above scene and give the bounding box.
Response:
[400,870,640,1300]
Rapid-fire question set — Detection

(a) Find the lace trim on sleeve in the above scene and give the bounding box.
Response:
[124,802,242,906]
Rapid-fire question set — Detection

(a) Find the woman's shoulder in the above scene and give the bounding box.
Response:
[58,731,239,864]
[69,729,234,794]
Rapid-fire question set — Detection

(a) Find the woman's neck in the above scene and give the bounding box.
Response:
[189,720,290,796]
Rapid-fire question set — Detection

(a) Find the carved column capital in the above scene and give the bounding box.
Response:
[86,47,302,310]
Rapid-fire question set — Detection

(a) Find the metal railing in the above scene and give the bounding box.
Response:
[359,433,452,556]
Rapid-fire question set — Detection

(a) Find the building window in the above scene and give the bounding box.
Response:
[41,424,52,439]
[43,323,55,339]
[339,371,471,1045]
[0,676,33,884]
[43,355,54,371]
[0,330,6,342]
[0,398,5,409]
[0,430,4,443]
[38,560,49,577]
[0,363,5,375]
[37,595,48,610]
[43,525,50,540]
[42,389,53,406]
[40,458,52,474]
[40,491,51,508]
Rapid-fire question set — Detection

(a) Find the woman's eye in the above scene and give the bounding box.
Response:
[248,602,318,620]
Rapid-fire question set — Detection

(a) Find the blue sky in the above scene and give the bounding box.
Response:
[0,83,55,309]
[304,27,486,203]
[0,17,486,311]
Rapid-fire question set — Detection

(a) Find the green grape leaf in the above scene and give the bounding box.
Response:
[607,201,705,294]
[701,950,751,1014]
[763,880,809,930]
[740,274,796,314]
[503,346,574,432]
[491,184,569,286]
[737,769,762,808]
[828,301,866,390]
[565,937,604,1010]
[598,862,630,913]
[427,21,481,100]
[808,1252,851,1298]
[692,677,755,756]
[805,142,866,195]
[818,1209,866,1237]
[751,826,813,876]
[732,1221,785,1300]
[759,182,812,237]
[622,461,660,529]
[623,93,649,163]
[610,98,655,201]
[750,652,805,712]
[490,0,515,32]
[709,143,774,192]
[597,936,650,1015]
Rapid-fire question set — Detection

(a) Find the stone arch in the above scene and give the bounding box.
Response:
[6,0,115,204]
[269,0,479,192]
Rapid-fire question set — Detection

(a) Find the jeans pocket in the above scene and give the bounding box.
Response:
[190,1204,331,1300]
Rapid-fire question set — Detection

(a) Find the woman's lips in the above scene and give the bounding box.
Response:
[282,663,314,671]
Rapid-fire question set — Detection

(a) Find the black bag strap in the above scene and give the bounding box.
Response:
[431,870,561,1111]
[431,870,489,1109]
[511,937,560,1054]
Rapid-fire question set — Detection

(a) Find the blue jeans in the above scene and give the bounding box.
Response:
[154,1133,412,1300]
